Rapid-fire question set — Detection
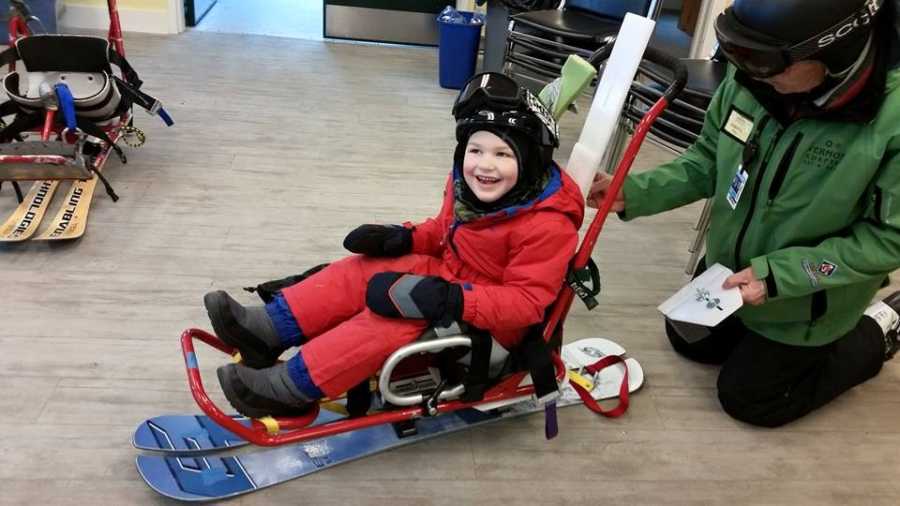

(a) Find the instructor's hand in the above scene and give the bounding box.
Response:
[587,172,625,211]
[723,267,767,306]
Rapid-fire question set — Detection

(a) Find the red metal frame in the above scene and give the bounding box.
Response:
[182,328,564,446]
[542,97,671,343]
[107,0,126,57]
[179,91,676,447]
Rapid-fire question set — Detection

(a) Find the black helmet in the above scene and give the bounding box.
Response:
[715,0,885,78]
[453,72,559,150]
[451,73,559,211]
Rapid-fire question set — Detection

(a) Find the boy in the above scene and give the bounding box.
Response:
[206,73,585,418]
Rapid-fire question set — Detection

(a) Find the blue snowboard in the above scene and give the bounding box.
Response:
[133,414,250,453]
[136,406,507,502]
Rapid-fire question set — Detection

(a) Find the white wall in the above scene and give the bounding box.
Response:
[60,0,184,34]
[689,0,730,58]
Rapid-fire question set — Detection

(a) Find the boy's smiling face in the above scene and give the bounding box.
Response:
[462,130,519,204]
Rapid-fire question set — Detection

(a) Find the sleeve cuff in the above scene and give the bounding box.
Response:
[618,176,642,222]
[460,283,478,324]
[750,255,778,298]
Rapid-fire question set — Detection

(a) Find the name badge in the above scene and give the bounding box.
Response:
[723,107,754,144]
[727,165,749,210]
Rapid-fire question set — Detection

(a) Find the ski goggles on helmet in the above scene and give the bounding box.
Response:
[714,0,882,78]
[456,108,559,149]
[453,72,559,147]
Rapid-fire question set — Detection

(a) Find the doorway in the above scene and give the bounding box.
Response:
[188,0,323,40]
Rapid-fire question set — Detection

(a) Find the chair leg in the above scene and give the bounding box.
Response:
[0,181,24,203]
[483,2,511,73]
[602,117,630,175]
[685,199,712,275]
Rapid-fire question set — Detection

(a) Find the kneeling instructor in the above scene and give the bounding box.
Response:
[590,0,900,427]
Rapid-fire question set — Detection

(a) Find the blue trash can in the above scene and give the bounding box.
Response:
[437,11,483,90]
[1,0,58,42]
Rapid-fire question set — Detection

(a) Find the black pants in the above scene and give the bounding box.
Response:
[666,257,887,427]
[666,313,885,427]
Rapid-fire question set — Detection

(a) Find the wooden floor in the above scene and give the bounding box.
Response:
[1,30,899,505]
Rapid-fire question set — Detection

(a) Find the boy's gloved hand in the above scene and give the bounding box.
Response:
[366,272,463,327]
[343,224,413,257]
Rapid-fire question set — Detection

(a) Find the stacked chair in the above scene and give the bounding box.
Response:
[608,54,727,274]
[501,0,727,274]
[504,0,663,87]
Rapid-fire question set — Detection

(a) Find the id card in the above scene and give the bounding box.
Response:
[723,108,754,144]
[726,165,748,210]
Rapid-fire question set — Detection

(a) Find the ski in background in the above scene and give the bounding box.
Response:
[0,180,59,241]
[32,128,131,240]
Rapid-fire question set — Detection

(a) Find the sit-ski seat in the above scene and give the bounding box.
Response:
[3,36,123,121]
[379,322,513,408]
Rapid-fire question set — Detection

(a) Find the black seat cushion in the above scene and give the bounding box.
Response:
[681,59,727,97]
[17,35,112,74]
[512,9,623,40]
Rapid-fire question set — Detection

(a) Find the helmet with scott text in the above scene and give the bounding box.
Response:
[715,0,885,78]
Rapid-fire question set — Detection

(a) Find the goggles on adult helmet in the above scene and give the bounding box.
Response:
[452,72,559,148]
[714,0,882,78]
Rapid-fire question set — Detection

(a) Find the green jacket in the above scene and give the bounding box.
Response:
[622,67,900,346]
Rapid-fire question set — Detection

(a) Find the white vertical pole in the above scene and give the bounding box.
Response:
[565,13,656,197]
[688,0,731,59]
[168,0,185,34]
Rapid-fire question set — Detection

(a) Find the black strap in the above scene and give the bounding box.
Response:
[74,116,125,162]
[518,325,558,402]
[243,263,331,303]
[0,181,24,203]
[0,46,19,68]
[107,48,143,90]
[567,257,601,311]
[0,101,21,119]
[345,380,372,418]
[111,75,159,114]
[460,328,493,402]
[0,112,41,143]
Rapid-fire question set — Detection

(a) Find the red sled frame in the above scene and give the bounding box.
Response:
[180,45,688,447]
[0,0,131,179]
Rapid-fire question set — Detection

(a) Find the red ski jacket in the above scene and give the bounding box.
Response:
[408,165,585,349]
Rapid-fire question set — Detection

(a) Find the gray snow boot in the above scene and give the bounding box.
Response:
[217,361,316,418]
[204,290,286,369]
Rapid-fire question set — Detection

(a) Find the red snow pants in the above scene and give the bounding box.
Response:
[280,254,452,397]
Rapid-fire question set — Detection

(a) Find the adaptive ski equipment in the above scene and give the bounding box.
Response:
[135,338,643,502]
[0,0,173,241]
[135,13,687,501]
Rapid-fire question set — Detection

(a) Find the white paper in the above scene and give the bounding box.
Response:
[657,263,743,327]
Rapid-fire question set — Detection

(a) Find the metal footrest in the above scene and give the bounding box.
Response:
[0,141,91,180]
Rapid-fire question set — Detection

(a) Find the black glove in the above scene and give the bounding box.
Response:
[366,272,464,327]
[343,225,413,257]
